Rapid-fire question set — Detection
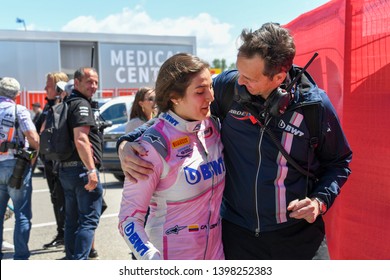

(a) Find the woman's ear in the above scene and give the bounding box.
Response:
[170,98,179,106]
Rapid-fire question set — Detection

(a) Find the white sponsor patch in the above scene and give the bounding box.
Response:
[79,106,90,116]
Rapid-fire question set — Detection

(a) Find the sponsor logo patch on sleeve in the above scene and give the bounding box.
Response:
[171,136,190,149]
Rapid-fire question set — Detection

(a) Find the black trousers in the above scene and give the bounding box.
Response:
[44,160,65,237]
[222,218,327,260]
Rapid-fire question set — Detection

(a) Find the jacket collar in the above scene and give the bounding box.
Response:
[69,90,91,102]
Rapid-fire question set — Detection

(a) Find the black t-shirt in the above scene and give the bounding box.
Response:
[65,91,103,165]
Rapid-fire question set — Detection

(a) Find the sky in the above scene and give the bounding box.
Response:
[2,0,330,65]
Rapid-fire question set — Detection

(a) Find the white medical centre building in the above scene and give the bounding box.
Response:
[0,30,196,106]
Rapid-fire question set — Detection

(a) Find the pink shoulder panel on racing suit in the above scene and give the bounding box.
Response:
[118,111,225,260]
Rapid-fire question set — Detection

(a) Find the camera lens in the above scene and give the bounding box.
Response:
[8,157,29,189]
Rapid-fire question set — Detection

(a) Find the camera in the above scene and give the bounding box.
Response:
[8,148,37,189]
[91,101,112,132]
[15,148,37,161]
[0,141,18,152]
[91,100,99,110]
[96,117,112,131]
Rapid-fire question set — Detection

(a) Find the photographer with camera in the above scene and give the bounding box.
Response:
[0,77,39,260]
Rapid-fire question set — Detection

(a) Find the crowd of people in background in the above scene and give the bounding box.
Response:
[0,68,105,260]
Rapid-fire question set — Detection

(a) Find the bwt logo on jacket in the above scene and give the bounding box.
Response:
[184,156,225,185]
[124,222,149,257]
[278,120,304,137]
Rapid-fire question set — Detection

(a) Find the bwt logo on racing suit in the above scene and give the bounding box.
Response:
[184,156,225,185]
[161,112,179,126]
[124,222,149,257]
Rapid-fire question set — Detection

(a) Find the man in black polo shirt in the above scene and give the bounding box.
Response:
[58,67,103,260]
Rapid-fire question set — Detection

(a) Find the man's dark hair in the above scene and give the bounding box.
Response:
[238,22,296,78]
[74,67,98,81]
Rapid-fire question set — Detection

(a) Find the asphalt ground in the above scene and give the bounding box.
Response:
[2,171,388,280]
[2,170,132,261]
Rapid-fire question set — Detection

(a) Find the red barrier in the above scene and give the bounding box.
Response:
[285,0,390,259]
[18,89,138,109]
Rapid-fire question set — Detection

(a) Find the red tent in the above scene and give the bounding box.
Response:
[285,0,390,259]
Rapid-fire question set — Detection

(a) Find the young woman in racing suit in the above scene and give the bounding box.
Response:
[118,53,225,260]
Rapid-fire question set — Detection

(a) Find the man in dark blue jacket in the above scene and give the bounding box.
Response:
[116,22,352,259]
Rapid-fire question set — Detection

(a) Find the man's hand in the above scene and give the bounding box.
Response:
[287,197,320,223]
[85,172,98,191]
[118,141,154,183]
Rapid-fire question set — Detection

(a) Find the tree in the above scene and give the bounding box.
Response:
[228,62,236,70]
[212,59,227,71]
[212,58,236,71]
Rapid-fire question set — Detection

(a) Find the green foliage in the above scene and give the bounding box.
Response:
[212,58,236,71]
[212,58,226,71]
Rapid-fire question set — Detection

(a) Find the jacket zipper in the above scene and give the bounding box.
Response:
[254,126,265,237]
[254,116,272,237]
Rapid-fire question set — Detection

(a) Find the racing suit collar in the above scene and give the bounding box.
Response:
[159,110,206,133]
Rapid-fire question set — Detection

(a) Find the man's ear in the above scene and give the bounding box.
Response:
[273,71,287,85]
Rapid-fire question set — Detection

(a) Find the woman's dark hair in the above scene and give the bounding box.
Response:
[130,87,155,121]
[155,53,210,112]
[238,22,296,78]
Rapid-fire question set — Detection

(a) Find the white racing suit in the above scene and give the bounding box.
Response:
[118,110,225,260]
